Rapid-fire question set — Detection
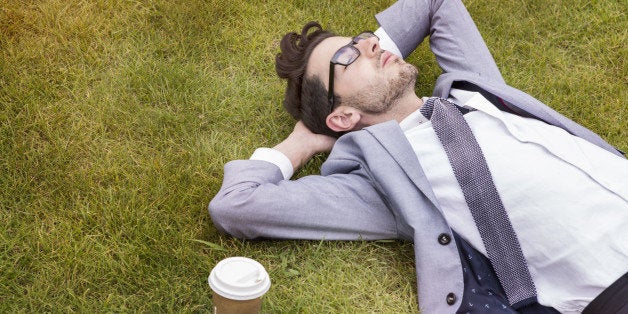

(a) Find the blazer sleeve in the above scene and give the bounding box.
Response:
[208,159,398,240]
[375,0,505,84]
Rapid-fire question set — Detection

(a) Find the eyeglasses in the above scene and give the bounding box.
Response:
[328,31,378,112]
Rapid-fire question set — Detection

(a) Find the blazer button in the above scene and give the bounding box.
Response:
[438,233,451,245]
[446,292,457,305]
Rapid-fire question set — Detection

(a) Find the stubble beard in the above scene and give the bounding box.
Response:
[343,61,419,115]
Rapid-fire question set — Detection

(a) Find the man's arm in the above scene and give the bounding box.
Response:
[209,122,398,241]
[376,0,505,84]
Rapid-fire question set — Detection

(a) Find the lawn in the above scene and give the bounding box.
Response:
[1,0,625,312]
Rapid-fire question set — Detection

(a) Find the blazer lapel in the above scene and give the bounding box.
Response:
[364,121,441,209]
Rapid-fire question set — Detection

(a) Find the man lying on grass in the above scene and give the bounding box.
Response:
[209,0,628,313]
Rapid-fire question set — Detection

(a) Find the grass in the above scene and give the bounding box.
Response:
[0,0,625,312]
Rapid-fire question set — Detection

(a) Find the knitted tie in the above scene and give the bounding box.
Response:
[420,97,537,307]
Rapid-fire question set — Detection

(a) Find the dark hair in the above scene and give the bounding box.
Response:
[275,21,342,138]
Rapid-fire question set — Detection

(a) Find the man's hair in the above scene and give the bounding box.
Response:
[275,21,342,138]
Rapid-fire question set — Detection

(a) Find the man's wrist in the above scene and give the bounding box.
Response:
[272,137,317,172]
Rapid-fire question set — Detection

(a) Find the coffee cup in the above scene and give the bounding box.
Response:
[208,257,271,314]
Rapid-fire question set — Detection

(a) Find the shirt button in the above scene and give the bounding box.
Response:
[438,233,451,245]
[446,292,457,305]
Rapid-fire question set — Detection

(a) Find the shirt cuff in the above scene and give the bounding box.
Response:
[250,147,294,179]
[375,27,403,58]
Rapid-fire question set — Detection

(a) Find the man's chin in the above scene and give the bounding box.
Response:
[399,64,419,86]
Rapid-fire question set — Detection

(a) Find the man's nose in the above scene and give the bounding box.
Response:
[356,36,380,59]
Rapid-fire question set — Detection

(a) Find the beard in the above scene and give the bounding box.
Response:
[342,61,419,115]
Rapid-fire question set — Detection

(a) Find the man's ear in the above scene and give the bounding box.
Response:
[326,106,362,132]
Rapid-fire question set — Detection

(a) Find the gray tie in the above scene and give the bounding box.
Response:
[420,97,537,307]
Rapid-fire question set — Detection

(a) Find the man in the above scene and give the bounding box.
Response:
[209,0,627,313]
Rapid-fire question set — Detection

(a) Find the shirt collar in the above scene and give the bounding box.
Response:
[398,97,431,132]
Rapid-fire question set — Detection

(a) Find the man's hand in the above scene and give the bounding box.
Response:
[273,121,337,171]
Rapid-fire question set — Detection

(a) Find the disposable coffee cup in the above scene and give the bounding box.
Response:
[208,257,271,314]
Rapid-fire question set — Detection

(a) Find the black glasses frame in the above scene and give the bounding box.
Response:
[327,31,378,112]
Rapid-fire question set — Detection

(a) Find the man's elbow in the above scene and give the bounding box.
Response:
[208,195,257,240]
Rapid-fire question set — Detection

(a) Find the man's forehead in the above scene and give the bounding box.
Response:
[306,36,352,83]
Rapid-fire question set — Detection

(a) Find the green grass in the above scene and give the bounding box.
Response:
[0,0,625,312]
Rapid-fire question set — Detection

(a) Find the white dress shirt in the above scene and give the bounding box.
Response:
[398,89,628,313]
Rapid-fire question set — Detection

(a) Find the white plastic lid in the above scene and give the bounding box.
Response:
[208,257,271,300]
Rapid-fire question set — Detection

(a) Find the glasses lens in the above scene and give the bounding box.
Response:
[331,46,359,65]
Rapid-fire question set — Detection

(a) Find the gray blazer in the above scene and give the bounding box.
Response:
[209,0,624,312]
